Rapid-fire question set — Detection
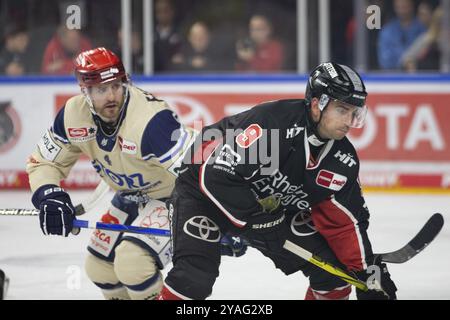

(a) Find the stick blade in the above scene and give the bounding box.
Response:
[381,213,444,264]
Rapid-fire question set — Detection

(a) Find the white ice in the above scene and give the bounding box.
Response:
[1,190,449,300]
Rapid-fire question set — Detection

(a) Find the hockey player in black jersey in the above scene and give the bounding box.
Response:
[158,62,397,300]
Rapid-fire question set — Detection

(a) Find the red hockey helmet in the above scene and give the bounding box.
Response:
[74,47,127,87]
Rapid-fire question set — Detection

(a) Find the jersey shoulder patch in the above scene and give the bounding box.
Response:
[37,130,62,161]
[62,95,97,143]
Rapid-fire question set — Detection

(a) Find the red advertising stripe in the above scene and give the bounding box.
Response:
[348,93,450,161]
[398,174,443,188]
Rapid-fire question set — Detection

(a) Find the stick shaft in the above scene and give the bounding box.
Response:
[283,240,368,291]
[73,219,170,236]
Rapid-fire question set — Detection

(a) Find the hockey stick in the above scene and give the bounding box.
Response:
[72,213,443,262]
[73,219,170,236]
[377,213,444,263]
[0,180,110,217]
[251,213,444,264]
[283,213,444,290]
[283,240,368,291]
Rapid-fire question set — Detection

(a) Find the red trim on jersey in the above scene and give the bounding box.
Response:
[307,154,317,169]
[192,139,220,164]
[311,198,365,271]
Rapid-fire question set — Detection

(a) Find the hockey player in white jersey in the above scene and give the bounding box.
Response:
[26,47,198,300]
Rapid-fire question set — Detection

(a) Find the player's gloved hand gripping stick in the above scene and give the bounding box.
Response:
[0,180,110,217]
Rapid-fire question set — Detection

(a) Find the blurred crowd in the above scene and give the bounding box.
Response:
[0,0,447,76]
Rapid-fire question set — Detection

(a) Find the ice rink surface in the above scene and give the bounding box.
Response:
[1,190,449,300]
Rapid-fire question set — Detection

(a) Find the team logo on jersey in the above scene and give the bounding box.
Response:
[316,170,347,191]
[183,216,221,242]
[101,138,108,146]
[118,136,137,155]
[68,127,96,142]
[236,124,262,149]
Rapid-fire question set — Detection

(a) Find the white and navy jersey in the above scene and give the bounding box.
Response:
[27,85,196,200]
[178,99,373,272]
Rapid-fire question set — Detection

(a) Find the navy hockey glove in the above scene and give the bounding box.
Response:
[220,235,248,257]
[242,206,288,253]
[32,184,77,237]
[354,257,397,300]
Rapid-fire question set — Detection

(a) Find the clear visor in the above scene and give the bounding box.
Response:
[321,95,367,128]
[350,103,367,128]
[87,80,127,100]
[82,80,128,117]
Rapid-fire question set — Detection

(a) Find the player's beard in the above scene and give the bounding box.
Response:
[101,102,121,123]
[98,94,125,124]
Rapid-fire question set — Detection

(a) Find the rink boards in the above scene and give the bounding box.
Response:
[0,75,449,192]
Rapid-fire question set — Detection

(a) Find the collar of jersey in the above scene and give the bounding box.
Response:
[304,127,334,170]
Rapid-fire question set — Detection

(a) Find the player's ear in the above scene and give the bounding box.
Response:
[310,97,321,122]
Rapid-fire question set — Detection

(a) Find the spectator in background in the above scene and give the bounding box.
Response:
[154,0,182,73]
[401,4,443,72]
[113,28,144,74]
[235,14,284,73]
[0,24,32,76]
[41,25,92,75]
[171,21,225,73]
[377,0,426,70]
[417,1,434,28]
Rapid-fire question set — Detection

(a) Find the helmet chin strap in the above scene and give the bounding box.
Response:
[81,87,97,115]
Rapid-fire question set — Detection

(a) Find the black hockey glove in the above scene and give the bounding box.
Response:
[354,257,397,300]
[220,235,248,257]
[32,184,78,237]
[241,205,288,253]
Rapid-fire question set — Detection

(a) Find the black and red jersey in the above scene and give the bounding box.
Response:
[178,99,373,271]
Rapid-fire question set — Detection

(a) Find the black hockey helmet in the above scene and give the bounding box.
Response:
[305,62,368,128]
[305,62,367,108]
